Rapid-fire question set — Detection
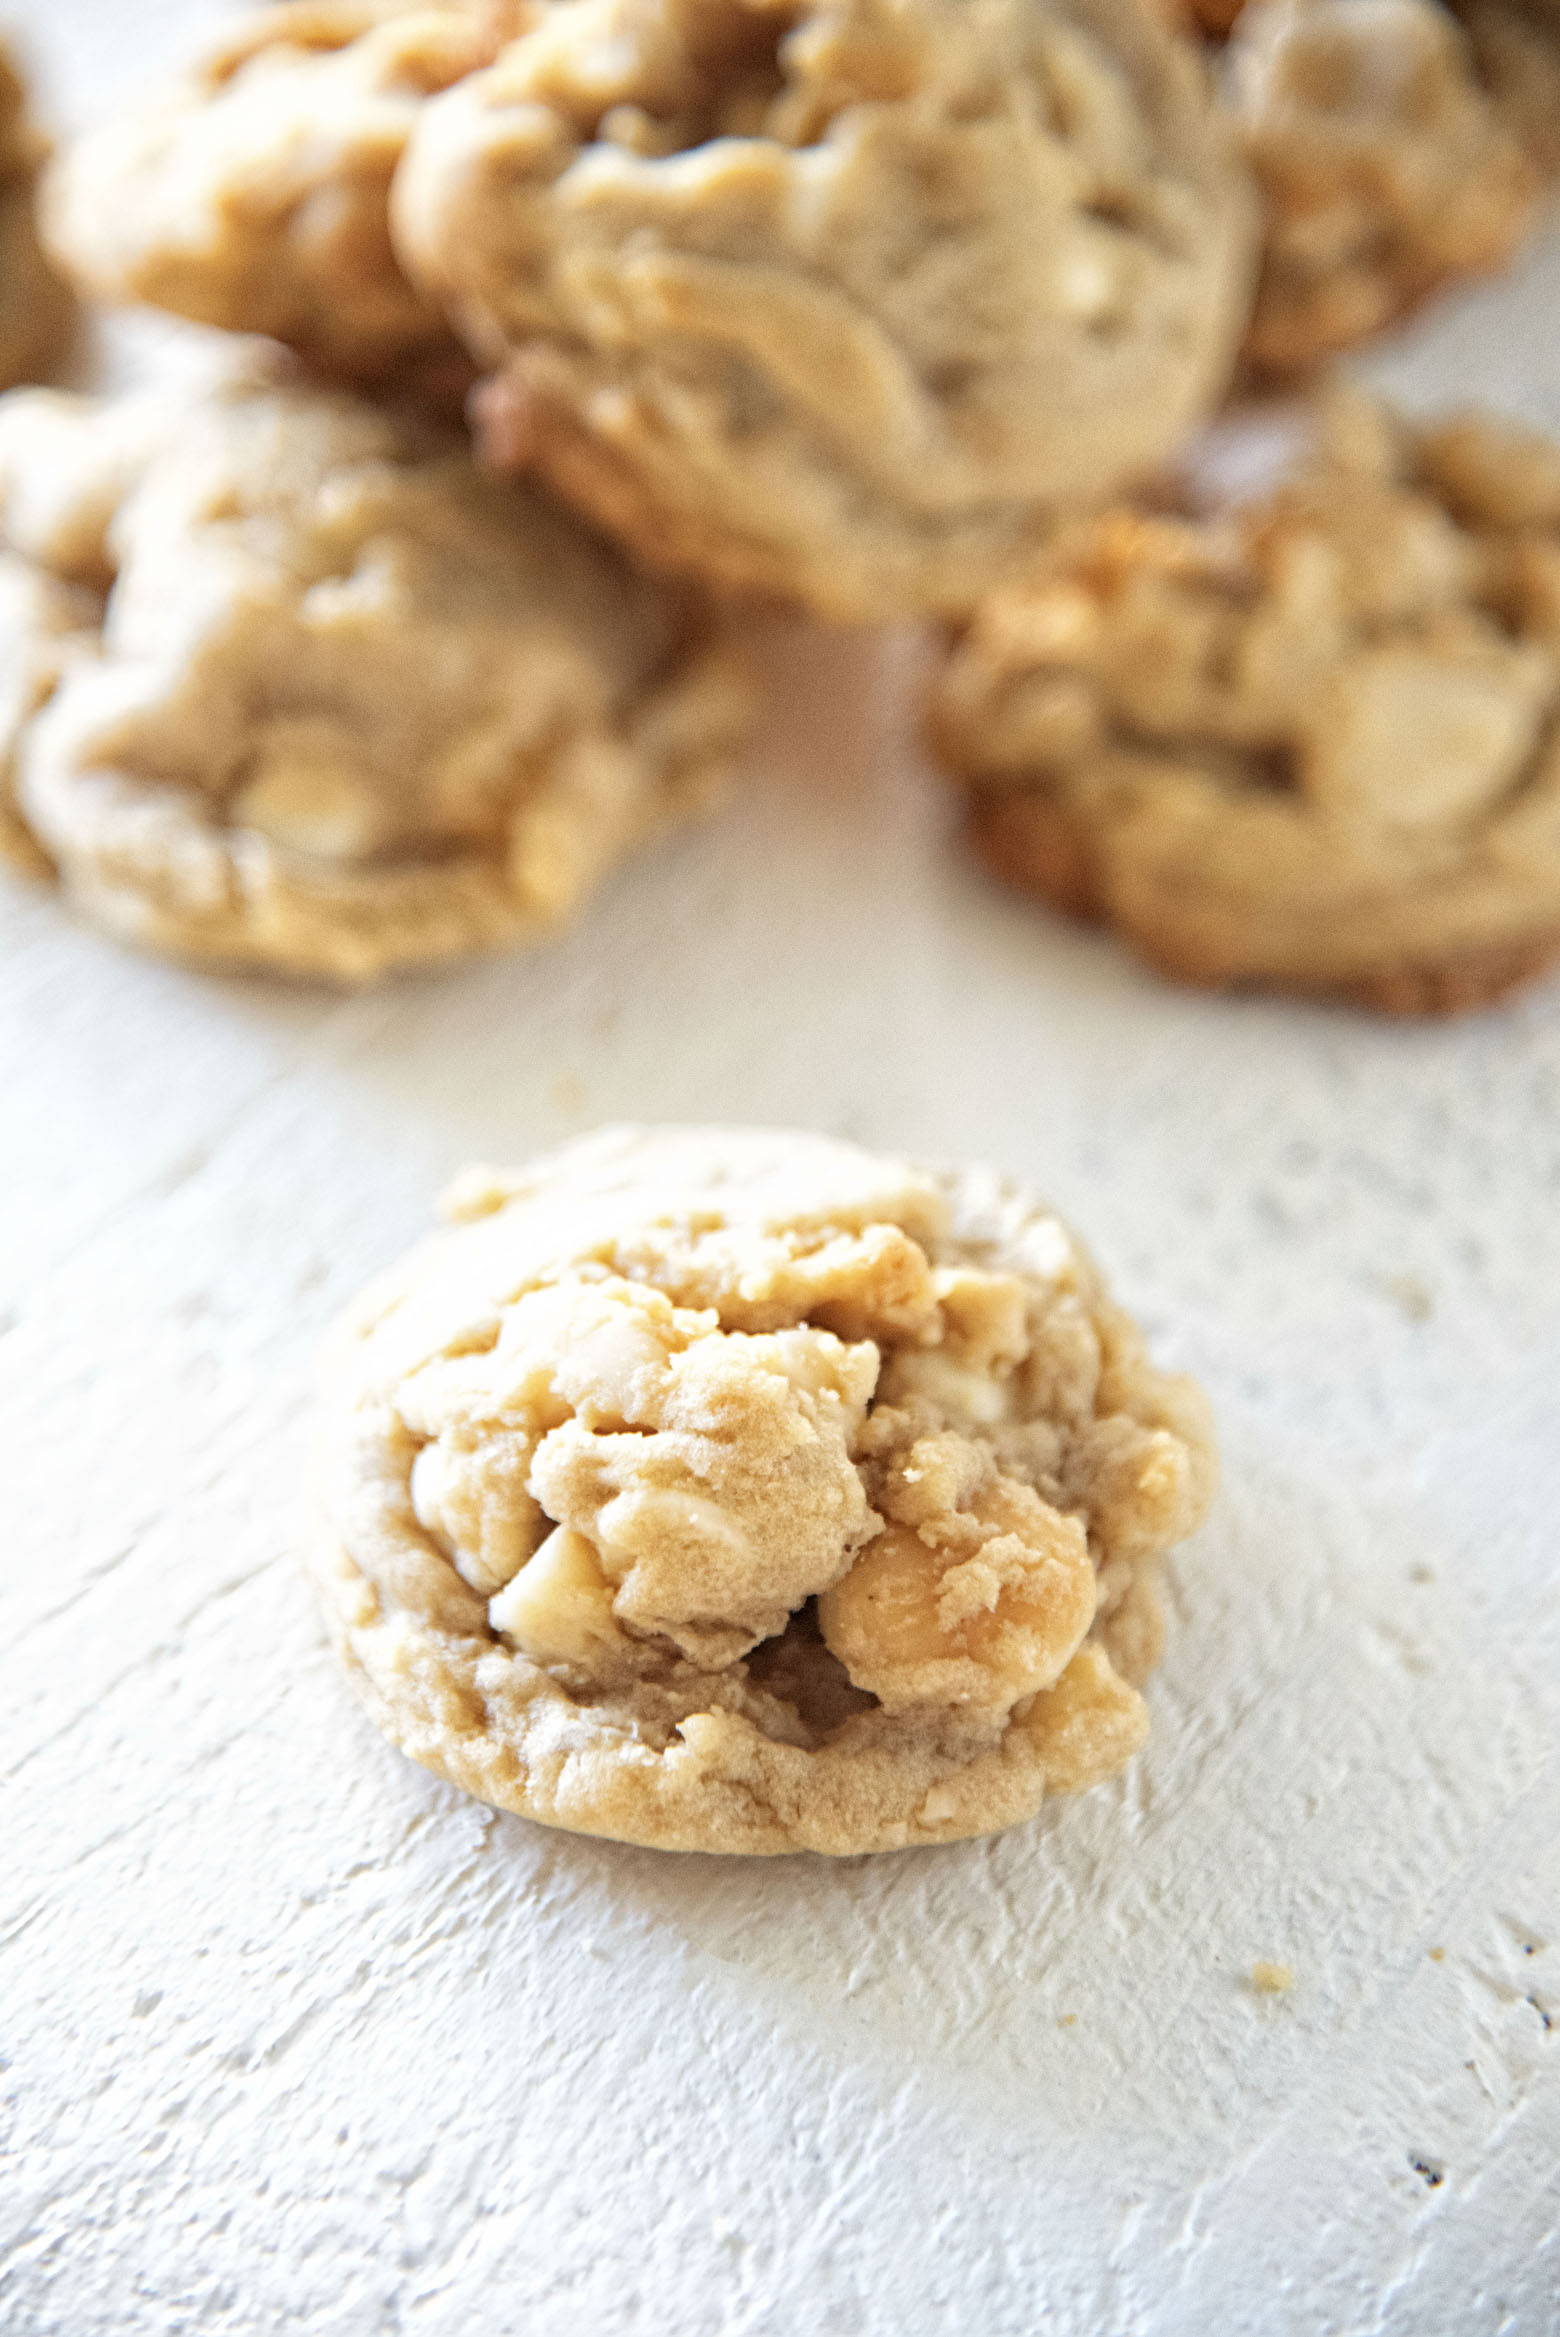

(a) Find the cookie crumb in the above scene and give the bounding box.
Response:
[1384,1273,1434,1322]
[1429,1946,1446,1962]
[1250,1961,1293,1995]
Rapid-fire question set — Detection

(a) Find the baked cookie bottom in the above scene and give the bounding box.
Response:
[473,365,1088,628]
[970,793,1560,1017]
[305,1522,1154,1856]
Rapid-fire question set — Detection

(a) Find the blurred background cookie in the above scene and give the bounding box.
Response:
[928,388,1560,1012]
[309,1125,1215,1854]
[0,37,75,392]
[392,0,1258,620]
[0,366,751,979]
[1452,0,1560,178]
[42,0,526,397]
[1219,0,1540,375]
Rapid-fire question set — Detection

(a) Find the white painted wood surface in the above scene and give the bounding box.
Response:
[4,7,1558,2329]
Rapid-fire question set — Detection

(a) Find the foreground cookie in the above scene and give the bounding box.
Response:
[930,391,1560,1013]
[1223,0,1537,374]
[0,371,749,979]
[309,1127,1215,1855]
[0,40,74,392]
[43,1,522,393]
[393,0,1256,620]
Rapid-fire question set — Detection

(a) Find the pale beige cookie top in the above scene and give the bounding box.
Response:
[0,366,751,980]
[392,0,1257,621]
[308,1125,1216,1856]
[1223,0,1538,375]
[42,0,526,393]
[0,38,75,394]
[929,389,1560,1013]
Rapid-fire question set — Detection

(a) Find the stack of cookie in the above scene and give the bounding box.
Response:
[0,0,1266,986]
[0,0,1553,1004]
[0,0,1555,1853]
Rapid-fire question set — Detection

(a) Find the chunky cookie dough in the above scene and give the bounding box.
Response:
[0,40,74,394]
[392,0,1257,619]
[308,1126,1215,1855]
[42,1,523,392]
[1223,0,1537,374]
[0,369,749,979]
[929,390,1560,1013]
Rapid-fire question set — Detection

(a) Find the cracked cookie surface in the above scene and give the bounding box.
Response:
[42,0,524,393]
[392,0,1256,619]
[308,1125,1215,1855]
[929,389,1560,1012]
[0,368,749,979]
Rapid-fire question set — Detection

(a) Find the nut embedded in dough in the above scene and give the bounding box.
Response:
[816,1489,1097,1716]
[0,370,751,980]
[391,0,1258,619]
[307,1126,1217,1855]
[1221,0,1539,374]
[927,387,1560,1012]
[41,1,526,394]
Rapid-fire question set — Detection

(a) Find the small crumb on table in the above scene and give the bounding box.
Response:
[1250,1961,1294,1995]
[1384,1273,1434,1322]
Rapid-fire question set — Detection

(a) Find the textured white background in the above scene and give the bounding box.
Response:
[4,6,1559,2330]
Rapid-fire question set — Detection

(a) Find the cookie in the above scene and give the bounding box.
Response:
[0,369,750,980]
[1452,0,1560,177]
[308,1126,1216,1855]
[391,0,1257,621]
[42,1,524,394]
[928,388,1560,1014]
[0,556,96,880]
[0,40,74,393]
[1223,0,1538,375]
